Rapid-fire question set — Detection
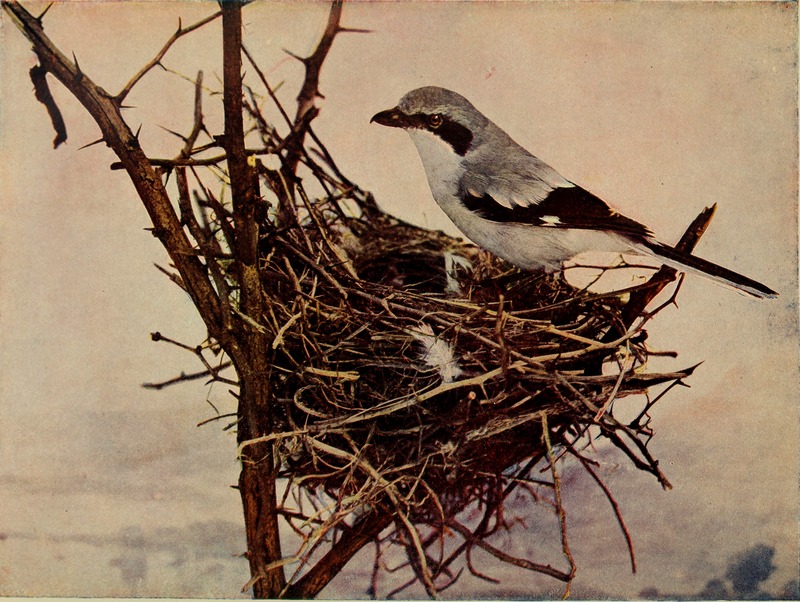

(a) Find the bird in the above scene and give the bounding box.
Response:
[370,86,777,299]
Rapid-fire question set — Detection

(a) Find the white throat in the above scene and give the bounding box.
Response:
[406,129,464,204]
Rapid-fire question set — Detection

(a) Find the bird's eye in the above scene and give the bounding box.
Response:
[428,114,443,129]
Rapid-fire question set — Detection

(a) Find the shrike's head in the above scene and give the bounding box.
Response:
[371,86,491,158]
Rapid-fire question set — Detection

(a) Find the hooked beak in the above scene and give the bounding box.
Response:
[370,107,408,128]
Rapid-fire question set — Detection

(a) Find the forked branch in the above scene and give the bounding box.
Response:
[115,11,222,103]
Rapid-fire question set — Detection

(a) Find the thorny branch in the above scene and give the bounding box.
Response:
[115,10,222,103]
[283,0,369,174]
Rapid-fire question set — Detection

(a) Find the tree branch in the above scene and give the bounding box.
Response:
[2,0,226,341]
[446,519,572,582]
[142,363,234,390]
[220,4,286,598]
[585,204,718,374]
[283,509,394,599]
[283,0,345,173]
[115,10,222,103]
[615,204,717,334]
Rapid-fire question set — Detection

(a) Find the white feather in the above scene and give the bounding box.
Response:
[444,251,473,294]
[410,323,462,384]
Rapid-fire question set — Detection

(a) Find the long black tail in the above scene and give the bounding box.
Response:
[638,239,778,299]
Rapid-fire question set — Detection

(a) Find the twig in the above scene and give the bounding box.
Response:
[142,363,233,390]
[2,1,227,340]
[178,70,207,159]
[242,43,294,130]
[292,0,342,123]
[541,414,576,597]
[610,205,717,338]
[115,11,222,103]
[446,519,572,582]
[568,445,637,574]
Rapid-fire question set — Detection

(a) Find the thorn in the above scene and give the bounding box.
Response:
[283,48,307,64]
[158,124,188,142]
[177,16,182,33]
[119,104,136,110]
[336,26,373,34]
[78,137,105,150]
[71,51,83,80]
[36,2,54,23]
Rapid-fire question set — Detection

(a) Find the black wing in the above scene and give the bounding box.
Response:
[459,184,654,241]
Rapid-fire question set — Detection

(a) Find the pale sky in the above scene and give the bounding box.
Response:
[0,1,797,599]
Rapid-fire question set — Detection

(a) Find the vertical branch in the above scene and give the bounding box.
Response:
[282,0,344,174]
[222,4,259,270]
[220,3,286,598]
[541,414,576,598]
[293,0,343,124]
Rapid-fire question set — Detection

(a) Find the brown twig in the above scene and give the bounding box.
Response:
[613,204,717,336]
[115,11,222,103]
[542,414,576,597]
[142,363,234,390]
[568,444,637,573]
[446,519,573,582]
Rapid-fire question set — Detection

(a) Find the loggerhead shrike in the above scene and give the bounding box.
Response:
[371,86,777,299]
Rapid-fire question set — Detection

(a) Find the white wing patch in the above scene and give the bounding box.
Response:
[540,215,561,226]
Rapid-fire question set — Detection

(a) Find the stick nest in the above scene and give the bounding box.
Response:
[244,186,695,588]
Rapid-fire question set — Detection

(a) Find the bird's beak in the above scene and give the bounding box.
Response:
[370,107,407,128]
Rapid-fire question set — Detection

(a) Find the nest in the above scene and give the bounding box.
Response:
[242,186,695,592]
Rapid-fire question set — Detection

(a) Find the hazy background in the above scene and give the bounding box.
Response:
[1,1,797,599]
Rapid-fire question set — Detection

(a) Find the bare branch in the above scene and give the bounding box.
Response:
[242,43,293,130]
[541,414,576,596]
[294,0,341,123]
[446,519,573,582]
[219,5,287,598]
[282,0,344,173]
[142,363,234,390]
[115,11,222,103]
[568,445,637,574]
[610,204,717,337]
[178,70,207,159]
[283,509,393,598]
